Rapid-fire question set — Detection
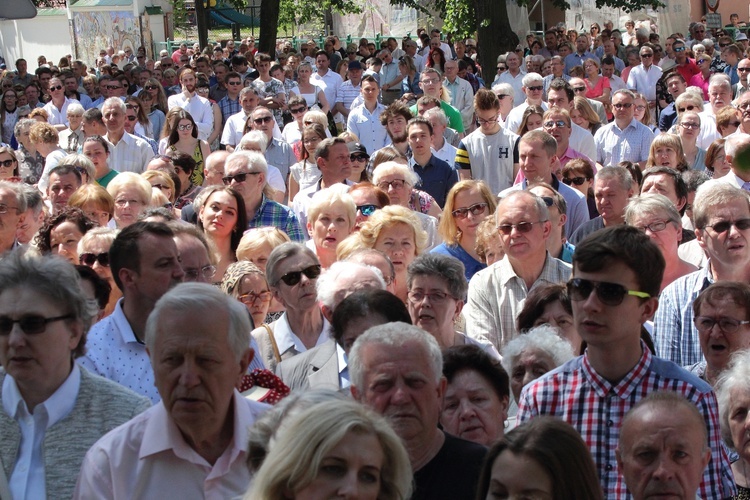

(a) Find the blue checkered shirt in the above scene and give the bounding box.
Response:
[248,195,304,242]
[218,95,241,126]
[594,118,654,166]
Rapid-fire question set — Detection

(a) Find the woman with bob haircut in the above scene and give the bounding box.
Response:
[645,133,689,172]
[0,146,20,180]
[356,205,429,303]
[715,349,750,496]
[515,282,581,353]
[705,138,730,178]
[106,172,152,228]
[570,96,602,135]
[476,416,603,500]
[68,183,115,228]
[432,180,497,281]
[306,187,357,269]
[245,399,413,500]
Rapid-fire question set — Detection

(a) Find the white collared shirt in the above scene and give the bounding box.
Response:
[273,311,331,355]
[43,97,80,126]
[3,364,81,500]
[105,132,153,174]
[310,68,343,116]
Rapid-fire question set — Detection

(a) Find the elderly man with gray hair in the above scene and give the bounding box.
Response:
[503,72,547,132]
[75,283,270,498]
[275,260,386,391]
[350,322,487,500]
[0,181,27,255]
[101,97,152,173]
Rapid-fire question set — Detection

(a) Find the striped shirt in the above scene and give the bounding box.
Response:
[518,345,735,500]
[217,94,241,126]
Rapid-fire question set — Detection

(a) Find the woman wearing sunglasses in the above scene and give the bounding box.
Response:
[142,77,168,136]
[281,95,309,147]
[78,227,120,317]
[251,242,327,371]
[165,109,210,187]
[348,182,390,231]
[432,180,497,281]
[562,158,598,219]
[0,147,20,181]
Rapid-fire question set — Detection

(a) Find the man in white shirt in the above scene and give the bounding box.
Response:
[494,52,526,107]
[43,76,80,131]
[311,50,343,119]
[627,44,662,113]
[424,107,458,165]
[101,98,153,174]
[404,39,425,73]
[602,56,627,92]
[504,72,547,132]
[167,69,214,141]
[221,87,259,152]
[347,75,388,157]
[443,59,475,131]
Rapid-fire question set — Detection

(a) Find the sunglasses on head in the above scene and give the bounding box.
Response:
[563,176,588,186]
[277,264,322,286]
[0,315,74,336]
[80,252,110,267]
[567,278,650,306]
[356,204,378,216]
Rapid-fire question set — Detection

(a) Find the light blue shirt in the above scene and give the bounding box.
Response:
[336,343,351,389]
[3,363,81,500]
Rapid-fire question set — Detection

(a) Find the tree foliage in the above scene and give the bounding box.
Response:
[278,0,362,28]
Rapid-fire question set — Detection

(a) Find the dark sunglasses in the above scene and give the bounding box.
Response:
[144,85,159,91]
[80,252,110,267]
[277,264,322,286]
[497,221,545,235]
[452,202,488,219]
[563,176,588,186]
[350,154,368,162]
[572,86,586,92]
[0,314,74,335]
[222,171,260,185]
[705,218,750,234]
[50,85,63,91]
[0,159,16,168]
[290,106,307,114]
[357,204,378,216]
[526,85,543,92]
[253,116,273,125]
[567,278,650,306]
[126,115,137,121]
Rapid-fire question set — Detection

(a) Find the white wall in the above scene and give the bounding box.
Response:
[0,13,72,71]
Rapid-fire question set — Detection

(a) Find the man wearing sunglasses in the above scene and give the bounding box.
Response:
[627,44,662,114]
[500,130,588,239]
[464,190,571,351]
[503,72,547,134]
[80,222,185,403]
[43,77,80,132]
[217,71,242,126]
[594,89,654,168]
[518,225,735,500]
[250,106,295,184]
[672,40,700,84]
[656,181,750,367]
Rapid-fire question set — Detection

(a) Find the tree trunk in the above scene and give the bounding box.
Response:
[475,0,519,87]
[259,0,281,55]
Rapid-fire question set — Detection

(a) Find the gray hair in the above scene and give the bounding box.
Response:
[423,107,448,127]
[66,103,85,116]
[0,251,98,358]
[78,227,118,256]
[307,187,357,232]
[225,150,268,176]
[724,133,750,159]
[372,161,420,187]
[522,72,543,87]
[102,97,126,113]
[349,322,443,389]
[612,88,636,101]
[406,253,467,301]
[716,349,750,447]
[316,261,385,310]
[501,324,575,376]
[625,193,682,227]
[491,82,515,101]
[675,91,704,111]
[237,130,269,153]
[145,282,251,362]
[708,73,732,92]
[694,183,750,230]
[19,184,44,216]
[239,86,258,99]
[0,181,27,213]
[14,118,36,138]
[265,242,320,287]
[692,43,705,53]
[58,153,96,182]
[496,190,550,225]
[595,166,633,192]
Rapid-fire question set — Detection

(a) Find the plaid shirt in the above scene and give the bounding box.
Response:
[218,95,241,126]
[248,195,304,242]
[518,344,735,500]
[653,265,712,366]
[594,118,654,166]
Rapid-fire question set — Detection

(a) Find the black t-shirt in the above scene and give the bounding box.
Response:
[412,432,487,500]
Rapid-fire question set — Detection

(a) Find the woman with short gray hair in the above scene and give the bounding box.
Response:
[716,349,750,496]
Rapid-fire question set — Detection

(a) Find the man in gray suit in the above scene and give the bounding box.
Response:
[275,261,390,391]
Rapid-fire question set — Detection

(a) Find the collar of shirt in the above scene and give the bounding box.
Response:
[112,298,144,345]
[2,363,81,426]
[497,251,554,287]
[336,342,348,375]
[614,118,639,132]
[274,312,331,354]
[139,390,251,467]
[582,339,652,398]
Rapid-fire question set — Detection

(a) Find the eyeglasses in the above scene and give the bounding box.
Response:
[356,204,378,216]
[222,171,260,185]
[377,179,407,190]
[694,316,750,333]
[350,155,368,162]
[126,115,137,122]
[677,105,698,113]
[640,53,653,58]
[0,159,16,168]
[227,81,242,85]
[253,116,273,125]
[563,176,588,186]
[613,102,633,109]
[421,78,440,85]
[277,264,322,286]
[740,67,750,72]
[567,278,650,306]
[719,43,730,48]
[477,116,499,125]
[0,204,18,214]
[177,124,193,131]
[407,290,455,304]
[80,252,110,267]
[674,46,686,52]
[238,290,273,304]
[290,106,307,114]
[184,264,217,281]
[495,94,509,99]
[497,220,546,235]
[635,105,647,111]
[50,85,63,91]
[572,86,586,92]
[543,120,567,129]
[634,220,669,233]
[144,85,159,91]
[105,85,121,90]
[705,218,750,234]
[452,202,488,219]
[526,85,543,91]
[0,314,74,336]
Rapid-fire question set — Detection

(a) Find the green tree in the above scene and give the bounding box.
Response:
[402,0,665,88]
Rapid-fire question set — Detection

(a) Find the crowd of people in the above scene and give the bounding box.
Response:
[2,14,750,500]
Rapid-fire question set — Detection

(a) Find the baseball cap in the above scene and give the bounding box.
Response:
[347,142,369,157]
[348,60,363,71]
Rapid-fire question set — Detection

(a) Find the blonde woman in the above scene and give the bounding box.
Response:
[106,172,152,228]
[306,187,357,269]
[432,180,498,281]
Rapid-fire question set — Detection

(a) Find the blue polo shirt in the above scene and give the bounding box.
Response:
[409,154,458,208]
